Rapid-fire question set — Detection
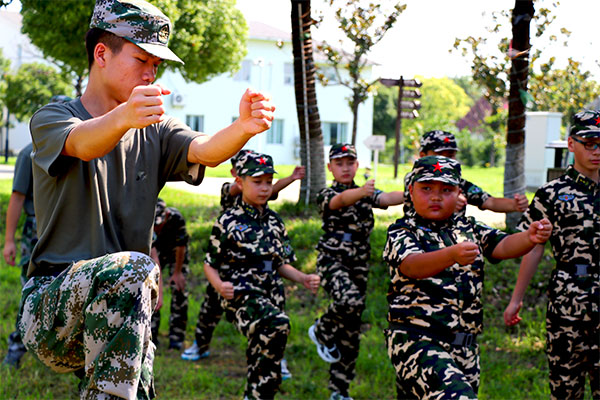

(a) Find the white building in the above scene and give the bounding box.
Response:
[0,12,375,166]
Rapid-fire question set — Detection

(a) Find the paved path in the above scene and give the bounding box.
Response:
[0,164,506,228]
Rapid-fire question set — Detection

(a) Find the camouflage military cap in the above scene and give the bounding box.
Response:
[329,143,357,160]
[155,198,167,225]
[412,155,461,186]
[236,152,277,177]
[570,110,600,138]
[90,0,183,64]
[419,130,459,152]
[230,149,255,170]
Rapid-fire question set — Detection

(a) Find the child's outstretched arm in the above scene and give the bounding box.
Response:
[491,218,551,259]
[272,166,305,195]
[400,241,481,279]
[204,263,234,300]
[378,190,405,207]
[481,193,529,213]
[504,244,544,326]
[330,179,375,210]
[277,264,320,294]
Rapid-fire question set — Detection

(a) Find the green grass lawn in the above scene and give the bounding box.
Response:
[0,174,577,399]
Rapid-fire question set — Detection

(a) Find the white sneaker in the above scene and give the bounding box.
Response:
[280,358,292,381]
[330,391,353,400]
[181,341,210,361]
[308,323,341,363]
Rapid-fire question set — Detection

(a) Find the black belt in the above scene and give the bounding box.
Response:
[389,322,475,348]
[556,262,598,277]
[245,260,275,273]
[327,232,357,242]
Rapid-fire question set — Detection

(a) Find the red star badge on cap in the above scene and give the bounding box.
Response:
[443,137,450,143]
[433,162,443,173]
[342,145,348,151]
[259,157,266,165]
[595,116,600,125]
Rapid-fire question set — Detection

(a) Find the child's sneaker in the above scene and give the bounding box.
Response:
[2,332,27,369]
[280,358,292,381]
[308,322,341,363]
[330,392,353,400]
[181,341,210,361]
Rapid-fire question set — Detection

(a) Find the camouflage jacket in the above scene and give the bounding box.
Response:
[316,180,386,261]
[153,207,189,266]
[205,200,296,296]
[383,209,508,335]
[403,170,491,216]
[518,165,600,268]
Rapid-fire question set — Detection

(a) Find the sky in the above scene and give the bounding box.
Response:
[236,0,599,81]
[6,0,599,81]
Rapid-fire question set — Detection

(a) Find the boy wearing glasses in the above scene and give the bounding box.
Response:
[504,109,600,399]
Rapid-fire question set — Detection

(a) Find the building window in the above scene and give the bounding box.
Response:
[186,115,204,132]
[322,122,348,145]
[267,119,284,144]
[284,63,293,85]
[234,60,251,81]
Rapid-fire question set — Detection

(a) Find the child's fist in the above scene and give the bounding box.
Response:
[303,274,320,295]
[514,193,529,212]
[292,166,306,180]
[504,300,523,326]
[455,194,468,212]
[528,218,552,244]
[451,241,480,265]
[362,179,375,197]
[219,281,235,300]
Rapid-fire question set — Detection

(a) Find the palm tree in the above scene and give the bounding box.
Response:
[291,0,326,204]
[504,0,534,229]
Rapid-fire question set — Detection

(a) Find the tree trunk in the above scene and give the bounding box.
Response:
[351,91,360,145]
[291,0,326,204]
[504,0,534,230]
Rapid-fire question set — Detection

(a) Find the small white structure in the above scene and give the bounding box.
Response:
[524,111,563,190]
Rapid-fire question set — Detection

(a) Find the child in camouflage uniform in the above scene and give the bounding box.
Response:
[505,110,600,399]
[308,143,404,400]
[403,130,529,216]
[183,150,304,371]
[383,155,552,399]
[203,152,319,399]
[150,199,190,350]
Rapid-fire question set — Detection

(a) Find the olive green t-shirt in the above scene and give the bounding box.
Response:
[13,142,35,217]
[28,98,205,277]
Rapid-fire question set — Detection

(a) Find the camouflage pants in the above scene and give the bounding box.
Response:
[385,329,479,400]
[314,253,368,396]
[223,292,290,400]
[18,252,160,400]
[546,269,600,400]
[151,262,189,345]
[192,283,224,353]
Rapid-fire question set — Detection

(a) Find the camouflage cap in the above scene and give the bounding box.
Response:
[570,110,600,138]
[412,155,461,186]
[236,152,277,177]
[230,149,255,170]
[155,198,167,225]
[90,0,183,64]
[419,130,459,153]
[329,143,357,160]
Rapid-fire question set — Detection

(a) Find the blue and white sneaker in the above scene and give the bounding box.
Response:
[181,341,210,361]
[308,322,341,363]
[281,358,292,381]
[330,391,354,400]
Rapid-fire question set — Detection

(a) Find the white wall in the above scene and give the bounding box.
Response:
[524,111,563,189]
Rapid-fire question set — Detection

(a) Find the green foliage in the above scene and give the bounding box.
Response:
[0,49,11,122]
[4,63,74,122]
[316,0,406,144]
[19,0,247,89]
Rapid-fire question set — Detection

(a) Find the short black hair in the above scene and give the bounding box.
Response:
[85,28,127,69]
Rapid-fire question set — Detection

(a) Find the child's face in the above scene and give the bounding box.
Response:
[568,136,600,175]
[421,149,458,159]
[410,180,460,221]
[328,156,358,184]
[237,174,273,209]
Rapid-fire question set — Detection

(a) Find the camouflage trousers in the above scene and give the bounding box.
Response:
[192,282,224,353]
[385,328,479,400]
[151,262,189,345]
[314,253,368,396]
[18,252,160,400]
[546,269,600,400]
[223,292,290,400]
